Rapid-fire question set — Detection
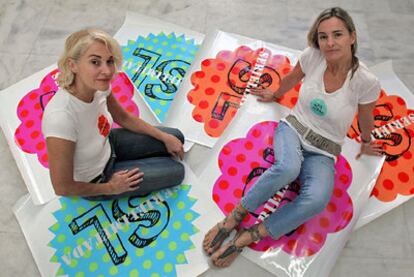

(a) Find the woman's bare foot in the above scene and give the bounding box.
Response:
[202,204,247,255]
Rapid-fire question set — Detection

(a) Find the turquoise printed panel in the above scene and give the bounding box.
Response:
[122,33,199,122]
[48,184,199,276]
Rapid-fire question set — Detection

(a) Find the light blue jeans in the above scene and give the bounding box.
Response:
[240,121,336,239]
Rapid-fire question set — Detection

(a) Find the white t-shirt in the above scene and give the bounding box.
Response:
[42,88,113,182]
[285,47,381,157]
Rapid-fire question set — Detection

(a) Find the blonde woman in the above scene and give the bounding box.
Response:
[43,29,184,200]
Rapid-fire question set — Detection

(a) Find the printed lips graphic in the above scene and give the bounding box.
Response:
[14,70,138,168]
[187,46,300,138]
[97,115,110,137]
[213,121,353,256]
[347,89,414,202]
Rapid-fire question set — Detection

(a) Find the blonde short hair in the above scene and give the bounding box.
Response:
[57,28,123,90]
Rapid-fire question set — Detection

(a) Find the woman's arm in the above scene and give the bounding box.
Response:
[46,137,143,196]
[358,102,376,142]
[356,101,383,159]
[250,61,305,102]
[107,93,184,159]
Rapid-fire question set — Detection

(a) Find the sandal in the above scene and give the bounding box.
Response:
[203,206,247,255]
[245,224,263,243]
[212,224,264,268]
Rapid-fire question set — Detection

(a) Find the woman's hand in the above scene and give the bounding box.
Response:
[162,133,184,160]
[250,87,279,102]
[107,168,144,195]
[356,102,381,160]
[356,141,383,160]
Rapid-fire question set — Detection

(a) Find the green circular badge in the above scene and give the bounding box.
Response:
[310,98,327,117]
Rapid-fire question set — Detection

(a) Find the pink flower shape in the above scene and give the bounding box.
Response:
[213,121,353,256]
[14,69,139,168]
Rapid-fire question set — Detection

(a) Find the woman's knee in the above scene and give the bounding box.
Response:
[174,129,185,144]
[299,191,332,216]
[312,197,330,214]
[135,159,185,194]
[158,127,185,144]
[170,161,185,185]
[153,159,185,186]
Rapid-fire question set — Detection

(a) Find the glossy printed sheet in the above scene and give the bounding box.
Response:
[0,13,203,205]
[196,91,384,276]
[114,12,204,124]
[13,165,209,277]
[164,30,301,147]
[354,61,414,228]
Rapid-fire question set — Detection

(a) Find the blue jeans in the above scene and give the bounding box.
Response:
[240,121,335,239]
[87,127,185,200]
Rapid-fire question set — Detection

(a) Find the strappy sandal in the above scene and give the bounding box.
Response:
[212,224,264,268]
[203,206,247,255]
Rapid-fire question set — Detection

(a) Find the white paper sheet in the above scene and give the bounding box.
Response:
[14,164,209,277]
[355,60,414,228]
[164,30,301,148]
[197,91,384,276]
[0,13,204,205]
[114,12,204,124]
[0,65,59,205]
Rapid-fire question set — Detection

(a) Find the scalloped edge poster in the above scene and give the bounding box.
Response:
[114,12,204,125]
[164,30,301,148]
[0,12,204,205]
[13,165,209,277]
[195,91,384,277]
[354,60,414,228]
[0,65,139,205]
[0,65,67,205]
[121,32,199,123]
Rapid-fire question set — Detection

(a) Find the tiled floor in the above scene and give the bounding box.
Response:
[1,0,414,276]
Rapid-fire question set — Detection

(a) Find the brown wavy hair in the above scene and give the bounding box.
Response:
[307,7,359,77]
